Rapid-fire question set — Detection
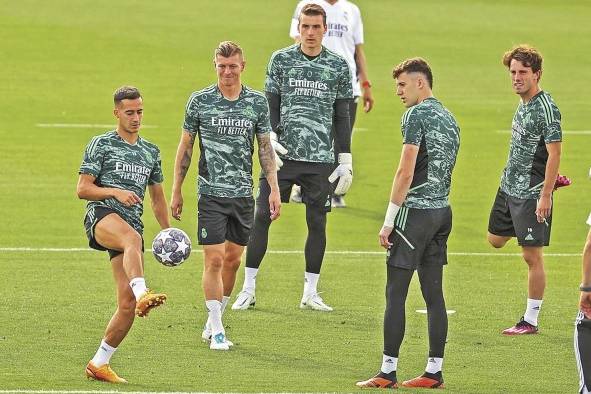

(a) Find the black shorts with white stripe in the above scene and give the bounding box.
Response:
[575,311,591,394]
[386,206,452,270]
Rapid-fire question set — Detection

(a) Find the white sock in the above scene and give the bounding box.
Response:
[425,357,443,374]
[243,267,258,292]
[524,298,543,326]
[129,277,147,301]
[221,296,230,314]
[90,339,116,367]
[303,272,320,296]
[206,300,224,335]
[381,354,398,374]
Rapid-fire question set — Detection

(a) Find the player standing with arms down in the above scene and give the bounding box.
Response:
[487,45,565,335]
[232,4,353,312]
[356,58,459,389]
[289,0,373,208]
[77,86,169,383]
[170,41,281,350]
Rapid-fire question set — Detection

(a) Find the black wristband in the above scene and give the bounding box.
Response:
[580,284,591,292]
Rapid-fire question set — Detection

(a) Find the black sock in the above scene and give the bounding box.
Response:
[422,371,443,382]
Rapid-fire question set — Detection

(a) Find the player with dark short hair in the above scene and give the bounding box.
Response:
[487,45,565,335]
[357,57,459,389]
[77,85,170,383]
[232,3,353,312]
[170,41,281,350]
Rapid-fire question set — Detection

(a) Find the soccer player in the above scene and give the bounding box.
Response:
[232,3,353,312]
[575,216,591,394]
[356,58,459,389]
[487,45,563,335]
[77,86,169,383]
[170,41,281,351]
[289,0,373,208]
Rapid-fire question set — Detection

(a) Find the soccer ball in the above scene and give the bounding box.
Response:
[152,228,192,267]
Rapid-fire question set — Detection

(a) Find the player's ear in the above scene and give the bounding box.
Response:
[113,108,119,119]
[241,61,246,71]
[536,70,542,83]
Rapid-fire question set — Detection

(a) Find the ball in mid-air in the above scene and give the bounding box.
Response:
[152,228,191,267]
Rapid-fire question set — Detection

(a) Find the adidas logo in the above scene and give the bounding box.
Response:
[385,359,394,364]
[533,306,540,310]
[524,234,535,241]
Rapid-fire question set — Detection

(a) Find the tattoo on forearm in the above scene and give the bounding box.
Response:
[257,134,276,174]
[179,150,192,179]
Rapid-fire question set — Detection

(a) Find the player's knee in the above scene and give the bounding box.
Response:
[584,239,591,257]
[118,297,136,317]
[122,231,142,252]
[487,233,506,248]
[522,249,543,267]
[306,209,326,232]
[205,254,224,271]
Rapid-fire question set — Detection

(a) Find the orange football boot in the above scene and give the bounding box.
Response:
[135,290,167,317]
[401,373,444,389]
[356,372,398,389]
[85,361,127,383]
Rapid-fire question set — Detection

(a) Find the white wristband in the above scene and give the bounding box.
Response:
[383,202,400,228]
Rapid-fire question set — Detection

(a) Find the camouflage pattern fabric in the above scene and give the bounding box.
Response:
[79,130,164,233]
[500,91,562,199]
[184,84,271,198]
[265,44,353,163]
[402,97,460,209]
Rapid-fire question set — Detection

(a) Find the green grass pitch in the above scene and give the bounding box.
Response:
[1,0,591,392]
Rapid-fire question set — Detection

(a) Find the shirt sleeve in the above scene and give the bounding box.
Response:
[401,108,423,146]
[256,95,272,135]
[149,149,164,185]
[79,136,104,177]
[352,4,364,45]
[336,60,353,99]
[289,2,303,39]
[265,53,282,95]
[183,93,200,135]
[538,99,562,143]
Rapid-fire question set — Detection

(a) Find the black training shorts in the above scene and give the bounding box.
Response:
[260,159,333,212]
[197,194,255,246]
[84,206,144,260]
[488,188,552,247]
[386,206,452,270]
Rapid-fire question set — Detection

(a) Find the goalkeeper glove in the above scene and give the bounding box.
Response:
[270,131,288,170]
[328,153,353,195]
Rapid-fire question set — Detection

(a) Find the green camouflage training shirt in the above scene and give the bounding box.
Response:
[183,84,271,198]
[402,97,460,209]
[500,91,562,199]
[79,130,164,233]
[265,44,353,163]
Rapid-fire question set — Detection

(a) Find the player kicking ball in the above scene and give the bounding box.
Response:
[171,41,280,350]
[77,86,169,383]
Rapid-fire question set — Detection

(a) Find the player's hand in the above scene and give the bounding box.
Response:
[379,225,394,249]
[113,189,142,207]
[270,132,288,170]
[535,194,552,223]
[363,88,374,113]
[581,291,591,319]
[170,192,183,221]
[328,153,353,195]
[269,188,281,221]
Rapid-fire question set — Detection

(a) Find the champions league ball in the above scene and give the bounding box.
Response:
[152,228,192,267]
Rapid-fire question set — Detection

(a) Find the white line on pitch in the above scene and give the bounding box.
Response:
[36,123,158,129]
[0,247,581,257]
[496,129,591,135]
[0,391,320,394]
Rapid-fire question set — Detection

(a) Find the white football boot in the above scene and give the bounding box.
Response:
[202,321,233,346]
[209,332,230,351]
[231,290,256,310]
[299,293,333,312]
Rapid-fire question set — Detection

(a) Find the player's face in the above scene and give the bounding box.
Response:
[298,14,326,50]
[215,54,244,87]
[509,59,540,97]
[395,72,420,108]
[114,98,143,134]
